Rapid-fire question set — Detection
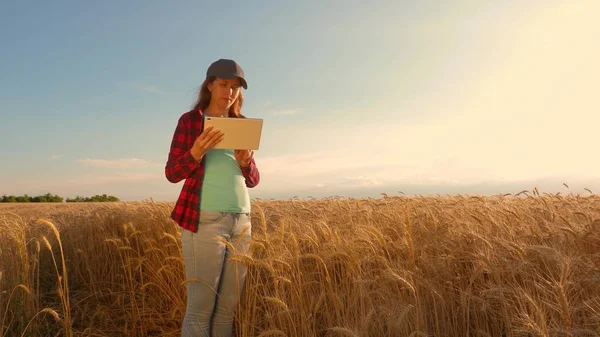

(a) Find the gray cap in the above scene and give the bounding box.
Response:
[206,59,248,89]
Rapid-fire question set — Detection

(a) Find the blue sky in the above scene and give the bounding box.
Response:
[1,0,599,201]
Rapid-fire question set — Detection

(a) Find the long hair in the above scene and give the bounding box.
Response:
[191,76,245,118]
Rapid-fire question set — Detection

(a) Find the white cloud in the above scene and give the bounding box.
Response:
[338,176,384,188]
[58,171,159,186]
[255,93,599,195]
[78,158,152,169]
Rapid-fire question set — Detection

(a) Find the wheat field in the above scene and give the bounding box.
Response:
[1,192,600,337]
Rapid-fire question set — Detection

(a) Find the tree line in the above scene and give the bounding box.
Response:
[1,193,120,203]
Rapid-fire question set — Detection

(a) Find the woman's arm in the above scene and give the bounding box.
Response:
[241,159,260,188]
[165,116,201,183]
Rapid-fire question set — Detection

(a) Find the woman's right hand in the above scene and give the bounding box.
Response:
[190,126,224,161]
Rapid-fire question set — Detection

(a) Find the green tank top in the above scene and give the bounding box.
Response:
[199,148,251,213]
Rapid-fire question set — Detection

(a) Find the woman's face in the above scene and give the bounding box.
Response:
[208,77,241,110]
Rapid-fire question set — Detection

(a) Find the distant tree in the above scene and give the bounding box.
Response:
[50,194,63,202]
[66,194,119,202]
[31,195,47,202]
[2,193,117,203]
[66,196,84,202]
[1,195,18,203]
[29,193,64,203]
[15,195,30,202]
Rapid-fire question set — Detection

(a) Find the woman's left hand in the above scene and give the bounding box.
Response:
[234,149,254,167]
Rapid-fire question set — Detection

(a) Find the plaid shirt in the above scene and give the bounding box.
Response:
[165,109,260,232]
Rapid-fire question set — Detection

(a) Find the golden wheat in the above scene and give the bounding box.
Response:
[1,193,600,336]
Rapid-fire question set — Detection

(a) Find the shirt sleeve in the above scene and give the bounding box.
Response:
[165,115,201,183]
[241,159,260,188]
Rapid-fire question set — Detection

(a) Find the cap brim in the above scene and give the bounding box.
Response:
[213,73,248,89]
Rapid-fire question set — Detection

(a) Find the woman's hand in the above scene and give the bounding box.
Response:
[190,126,224,161]
[234,149,254,167]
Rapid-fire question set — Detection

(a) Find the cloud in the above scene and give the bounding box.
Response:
[264,100,273,107]
[254,149,419,197]
[341,176,384,188]
[59,171,160,186]
[49,154,63,160]
[77,158,152,169]
[252,148,600,198]
[258,151,395,179]
[255,104,600,194]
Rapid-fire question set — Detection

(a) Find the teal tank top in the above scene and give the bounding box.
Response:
[199,148,251,213]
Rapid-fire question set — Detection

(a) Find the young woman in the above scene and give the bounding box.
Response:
[165,59,260,337]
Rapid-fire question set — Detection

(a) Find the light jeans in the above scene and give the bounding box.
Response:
[180,211,251,337]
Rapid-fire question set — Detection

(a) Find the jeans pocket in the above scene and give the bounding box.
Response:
[234,213,252,237]
[199,210,223,223]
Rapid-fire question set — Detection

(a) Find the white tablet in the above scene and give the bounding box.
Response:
[204,116,264,150]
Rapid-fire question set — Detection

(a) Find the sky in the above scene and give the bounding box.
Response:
[1,0,599,201]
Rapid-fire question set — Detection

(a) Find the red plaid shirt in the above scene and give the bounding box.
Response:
[165,109,260,232]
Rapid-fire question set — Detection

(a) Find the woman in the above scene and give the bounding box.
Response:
[165,58,260,337]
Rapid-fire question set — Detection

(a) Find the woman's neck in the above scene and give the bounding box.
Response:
[204,103,229,117]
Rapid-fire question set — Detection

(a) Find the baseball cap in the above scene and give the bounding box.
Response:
[206,59,248,89]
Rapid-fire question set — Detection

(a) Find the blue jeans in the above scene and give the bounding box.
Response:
[180,211,251,337]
